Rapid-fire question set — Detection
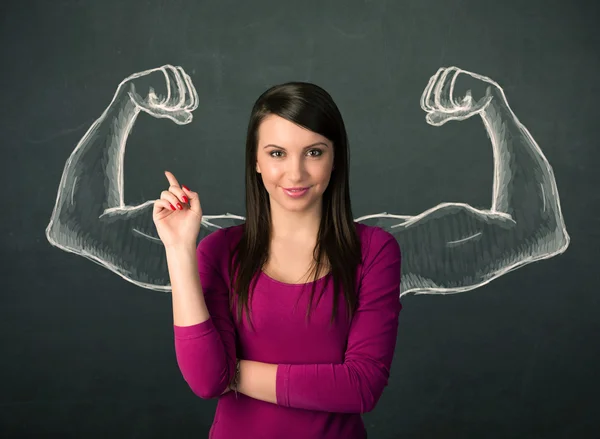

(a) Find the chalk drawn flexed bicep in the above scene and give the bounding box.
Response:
[358,67,569,296]
[45,65,241,291]
[47,64,568,296]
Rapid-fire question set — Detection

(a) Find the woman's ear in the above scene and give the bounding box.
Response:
[256,163,261,173]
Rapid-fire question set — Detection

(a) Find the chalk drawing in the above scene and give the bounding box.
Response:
[46,65,569,296]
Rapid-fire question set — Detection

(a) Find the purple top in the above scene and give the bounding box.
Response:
[173,222,402,439]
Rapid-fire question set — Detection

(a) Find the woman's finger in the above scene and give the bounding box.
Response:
[164,170,180,188]
[161,190,184,210]
[164,170,193,206]
[154,198,176,213]
[168,184,190,206]
[181,184,201,214]
[164,171,188,206]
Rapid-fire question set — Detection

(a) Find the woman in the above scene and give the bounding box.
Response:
[154,82,401,439]
[45,63,570,438]
[46,64,569,298]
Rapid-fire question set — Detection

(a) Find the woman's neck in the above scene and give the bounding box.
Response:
[268,203,322,243]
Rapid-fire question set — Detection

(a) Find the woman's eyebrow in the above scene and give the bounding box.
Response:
[263,142,328,149]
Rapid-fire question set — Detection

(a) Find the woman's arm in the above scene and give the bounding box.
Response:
[236,360,278,404]
[173,229,238,400]
[234,229,401,414]
[165,243,211,327]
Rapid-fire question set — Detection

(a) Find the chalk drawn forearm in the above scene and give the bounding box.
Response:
[45,65,569,296]
[356,67,570,296]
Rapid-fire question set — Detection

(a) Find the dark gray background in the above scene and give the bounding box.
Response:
[2,0,598,437]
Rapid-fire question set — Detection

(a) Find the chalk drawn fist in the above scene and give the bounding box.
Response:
[121,64,199,125]
[420,67,497,126]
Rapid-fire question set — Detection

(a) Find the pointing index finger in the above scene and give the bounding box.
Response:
[164,170,180,188]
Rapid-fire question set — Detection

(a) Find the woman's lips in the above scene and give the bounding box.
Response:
[282,186,310,198]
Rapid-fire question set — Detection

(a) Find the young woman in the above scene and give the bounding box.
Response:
[153,82,402,439]
[45,63,570,438]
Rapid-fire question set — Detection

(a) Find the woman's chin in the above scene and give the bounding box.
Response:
[274,195,322,213]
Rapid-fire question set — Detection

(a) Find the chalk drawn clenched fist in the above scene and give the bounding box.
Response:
[46,62,569,294]
[119,64,199,125]
[420,66,498,126]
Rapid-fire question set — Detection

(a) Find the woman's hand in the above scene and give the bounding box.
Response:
[152,171,203,249]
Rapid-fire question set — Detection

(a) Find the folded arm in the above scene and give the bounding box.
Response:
[237,232,402,414]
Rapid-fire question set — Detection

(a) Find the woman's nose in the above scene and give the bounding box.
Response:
[286,157,306,177]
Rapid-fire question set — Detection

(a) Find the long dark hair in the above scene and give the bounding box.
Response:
[228,82,362,331]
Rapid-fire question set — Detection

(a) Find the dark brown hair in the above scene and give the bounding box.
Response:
[228,82,362,331]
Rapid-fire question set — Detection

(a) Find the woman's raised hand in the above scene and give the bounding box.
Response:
[153,171,203,249]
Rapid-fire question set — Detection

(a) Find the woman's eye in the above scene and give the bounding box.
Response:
[269,149,323,158]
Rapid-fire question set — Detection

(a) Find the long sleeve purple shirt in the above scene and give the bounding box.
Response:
[173,222,402,439]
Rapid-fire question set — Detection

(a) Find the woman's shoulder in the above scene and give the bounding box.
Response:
[354,221,400,263]
[198,223,245,253]
[355,221,395,244]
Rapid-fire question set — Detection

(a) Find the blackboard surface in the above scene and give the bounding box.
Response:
[2,0,599,438]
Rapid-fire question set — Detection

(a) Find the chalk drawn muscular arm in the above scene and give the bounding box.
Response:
[47,65,570,296]
[45,65,244,291]
[357,67,570,296]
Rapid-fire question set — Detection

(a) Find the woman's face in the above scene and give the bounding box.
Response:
[256,114,334,214]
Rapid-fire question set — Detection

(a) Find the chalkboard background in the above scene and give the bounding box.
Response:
[2,0,599,438]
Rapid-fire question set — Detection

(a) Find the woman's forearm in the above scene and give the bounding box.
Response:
[165,244,211,327]
[236,360,278,404]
